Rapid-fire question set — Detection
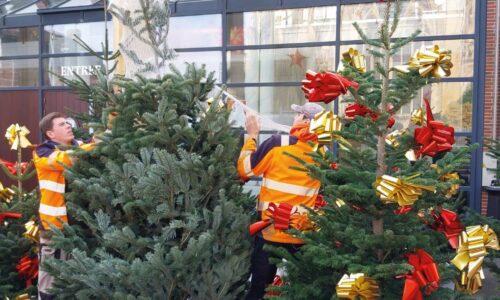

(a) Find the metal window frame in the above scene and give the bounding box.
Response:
[0,0,488,211]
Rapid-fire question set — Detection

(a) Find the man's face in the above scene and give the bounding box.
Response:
[46,117,74,145]
[293,113,310,126]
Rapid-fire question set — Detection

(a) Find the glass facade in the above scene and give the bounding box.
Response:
[44,21,113,54]
[0,0,489,210]
[0,27,39,56]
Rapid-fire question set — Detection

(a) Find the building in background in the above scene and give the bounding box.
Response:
[0,0,498,215]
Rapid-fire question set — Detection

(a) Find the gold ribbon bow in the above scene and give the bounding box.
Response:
[451,225,499,294]
[430,164,460,198]
[23,220,40,244]
[5,124,32,150]
[309,111,342,145]
[395,45,453,80]
[342,48,366,74]
[0,182,15,203]
[336,273,380,300]
[411,107,426,126]
[385,129,407,148]
[375,175,436,207]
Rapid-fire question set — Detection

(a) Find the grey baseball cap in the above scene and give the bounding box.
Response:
[291,103,324,119]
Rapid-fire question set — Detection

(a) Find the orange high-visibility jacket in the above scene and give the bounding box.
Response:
[237,134,320,244]
[33,140,93,230]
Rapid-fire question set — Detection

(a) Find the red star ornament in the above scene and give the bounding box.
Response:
[288,49,307,68]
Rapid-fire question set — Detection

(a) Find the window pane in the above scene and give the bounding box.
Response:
[59,0,102,7]
[340,39,474,78]
[341,0,475,40]
[228,86,332,126]
[0,0,36,17]
[44,21,113,54]
[169,14,222,48]
[43,56,104,86]
[0,59,38,87]
[168,51,222,82]
[0,27,39,56]
[228,6,336,46]
[14,0,67,14]
[227,46,335,83]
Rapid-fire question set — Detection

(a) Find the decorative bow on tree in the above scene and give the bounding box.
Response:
[0,159,29,176]
[249,203,293,236]
[0,212,22,223]
[302,70,358,104]
[16,255,38,287]
[5,124,32,151]
[420,208,464,249]
[414,99,455,158]
[394,45,453,80]
[309,111,343,145]
[401,249,440,300]
[451,225,500,294]
[375,175,436,207]
[0,182,15,203]
[342,48,366,74]
[345,103,395,128]
[336,273,380,300]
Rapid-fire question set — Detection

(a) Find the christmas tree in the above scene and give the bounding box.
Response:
[40,1,253,298]
[273,1,499,299]
[0,125,39,298]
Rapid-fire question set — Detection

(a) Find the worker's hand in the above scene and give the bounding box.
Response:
[245,112,260,140]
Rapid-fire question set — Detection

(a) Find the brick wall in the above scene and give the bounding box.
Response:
[481,0,499,215]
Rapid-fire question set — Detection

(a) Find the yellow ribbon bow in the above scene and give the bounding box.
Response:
[451,225,499,294]
[5,124,32,150]
[0,182,15,203]
[394,45,453,80]
[309,111,342,145]
[342,48,366,74]
[336,273,380,300]
[375,175,436,207]
[385,129,407,148]
[431,164,460,198]
[410,107,426,126]
[23,220,40,244]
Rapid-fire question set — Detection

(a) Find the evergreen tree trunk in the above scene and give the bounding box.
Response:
[373,0,392,261]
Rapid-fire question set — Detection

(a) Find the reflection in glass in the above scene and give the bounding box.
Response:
[169,14,222,48]
[228,86,332,126]
[14,0,67,14]
[0,27,39,56]
[227,47,335,83]
[341,0,475,40]
[227,6,336,46]
[0,0,36,17]
[340,39,474,78]
[43,56,104,86]
[0,59,38,87]
[44,21,113,54]
[59,0,102,7]
[167,51,222,82]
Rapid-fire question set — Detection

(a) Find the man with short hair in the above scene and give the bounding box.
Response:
[238,102,323,299]
[33,112,93,300]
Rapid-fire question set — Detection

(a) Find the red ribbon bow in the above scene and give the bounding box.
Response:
[314,195,327,209]
[301,70,359,104]
[414,99,455,157]
[16,255,39,287]
[345,103,395,128]
[266,275,285,297]
[0,159,28,176]
[249,203,293,236]
[402,249,440,300]
[429,208,463,249]
[0,212,22,223]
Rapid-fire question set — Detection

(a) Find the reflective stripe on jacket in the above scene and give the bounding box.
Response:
[33,140,93,230]
[237,134,320,244]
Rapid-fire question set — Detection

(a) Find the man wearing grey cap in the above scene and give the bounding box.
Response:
[237,102,323,299]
